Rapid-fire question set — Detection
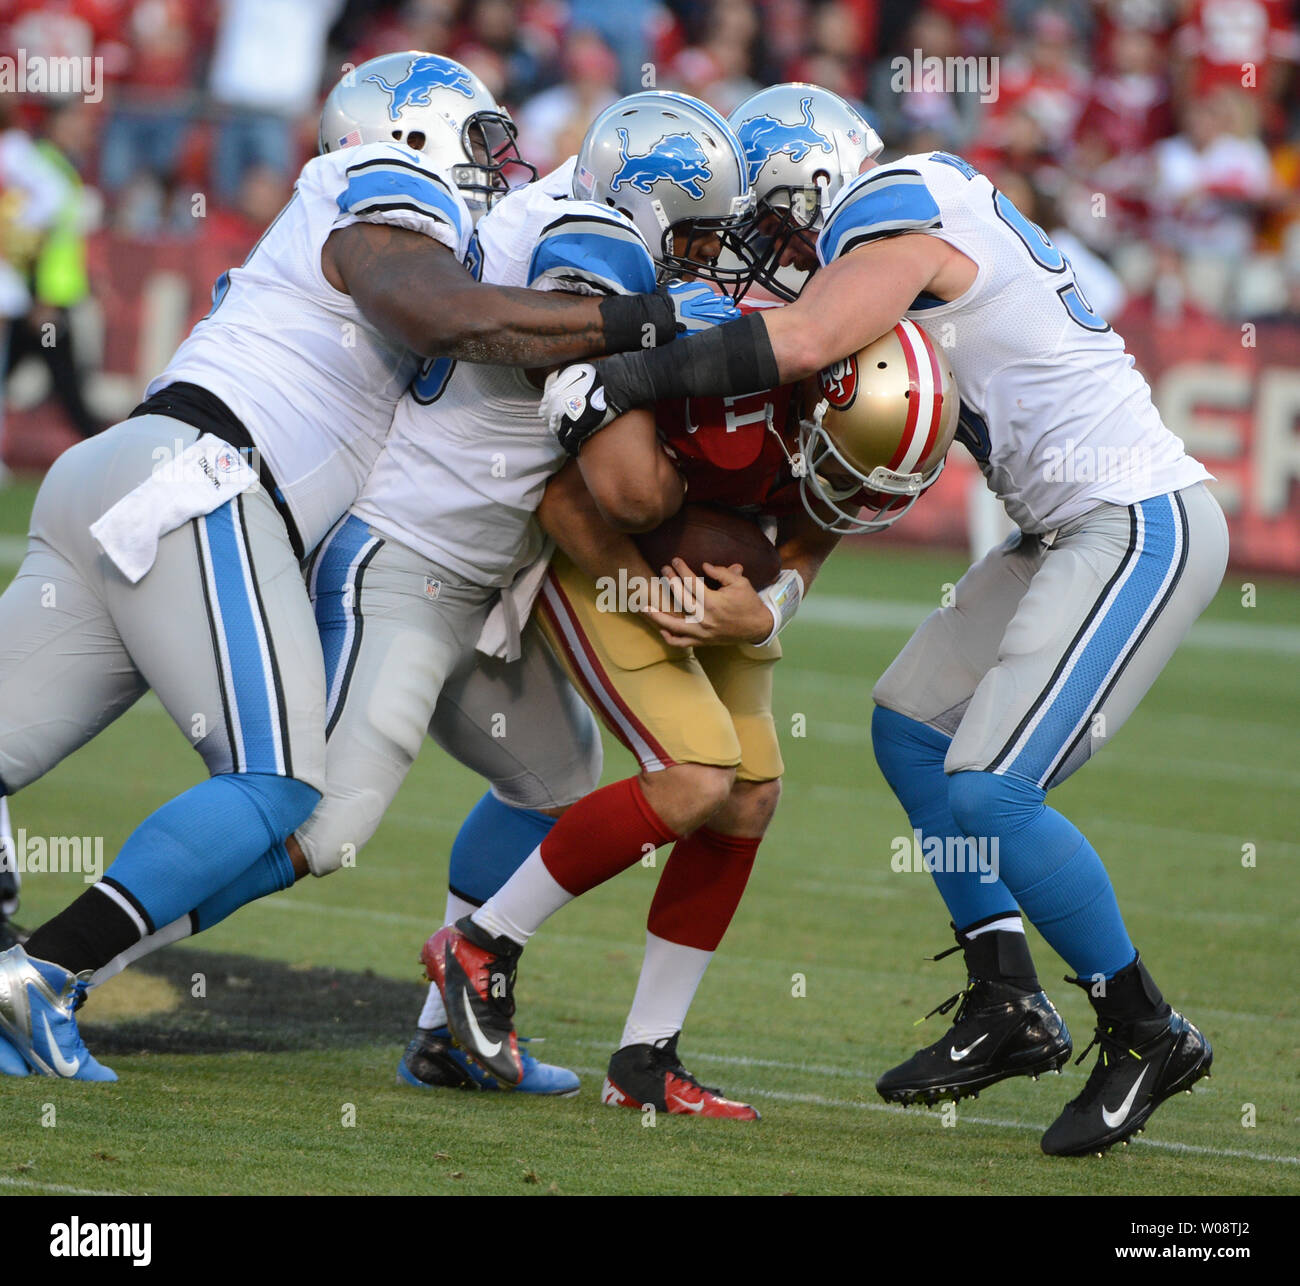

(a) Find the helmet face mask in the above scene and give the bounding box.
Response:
[740,185,827,301]
[452,109,537,218]
[798,401,944,534]
[658,198,760,295]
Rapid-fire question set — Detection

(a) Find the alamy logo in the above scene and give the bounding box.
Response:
[367,55,475,121]
[891,829,1000,883]
[0,50,102,102]
[610,130,713,201]
[49,1219,151,1267]
[0,830,103,883]
[734,96,832,185]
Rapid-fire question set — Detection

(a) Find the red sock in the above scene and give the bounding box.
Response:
[540,777,678,896]
[647,827,761,951]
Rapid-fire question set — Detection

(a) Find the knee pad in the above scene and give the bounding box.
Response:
[947,770,1044,841]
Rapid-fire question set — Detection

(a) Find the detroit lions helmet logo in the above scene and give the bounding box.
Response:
[366,55,475,122]
[610,129,713,200]
[734,96,832,185]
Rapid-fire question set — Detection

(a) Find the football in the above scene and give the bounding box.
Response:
[633,502,782,590]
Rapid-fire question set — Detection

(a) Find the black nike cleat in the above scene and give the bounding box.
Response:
[1042,957,1212,1156]
[876,978,1073,1106]
[422,917,524,1086]
[602,1032,759,1119]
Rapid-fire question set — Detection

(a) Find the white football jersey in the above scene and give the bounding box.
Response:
[150,141,473,555]
[352,159,656,586]
[818,152,1210,532]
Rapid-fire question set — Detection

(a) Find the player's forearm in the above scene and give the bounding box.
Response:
[577,409,684,532]
[426,283,677,367]
[774,515,842,593]
[593,239,939,411]
[538,464,660,583]
[326,221,675,363]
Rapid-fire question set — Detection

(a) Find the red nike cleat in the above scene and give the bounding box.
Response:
[423,917,524,1086]
[601,1032,760,1120]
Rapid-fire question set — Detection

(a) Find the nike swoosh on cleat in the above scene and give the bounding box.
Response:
[1101,1065,1150,1128]
[949,1033,989,1061]
[668,1094,704,1113]
[459,988,502,1058]
[41,1014,80,1077]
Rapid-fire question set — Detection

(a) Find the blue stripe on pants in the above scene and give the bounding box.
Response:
[203,499,280,775]
[1003,494,1182,785]
[311,515,379,727]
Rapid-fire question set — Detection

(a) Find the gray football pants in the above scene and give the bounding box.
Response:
[874,483,1229,787]
[0,415,326,795]
[296,513,602,876]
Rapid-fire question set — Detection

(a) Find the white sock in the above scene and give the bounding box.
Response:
[0,796,17,917]
[417,890,480,1030]
[471,845,573,946]
[964,915,1024,939]
[443,890,476,928]
[417,982,446,1031]
[619,932,713,1049]
[88,913,194,989]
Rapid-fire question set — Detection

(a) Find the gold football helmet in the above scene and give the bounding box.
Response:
[797,319,959,534]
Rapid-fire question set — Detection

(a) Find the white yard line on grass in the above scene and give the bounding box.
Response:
[796,595,1300,655]
[251,896,1298,1016]
[565,1062,1299,1167]
[0,1175,129,1196]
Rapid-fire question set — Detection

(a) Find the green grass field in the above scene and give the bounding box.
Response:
[0,477,1297,1196]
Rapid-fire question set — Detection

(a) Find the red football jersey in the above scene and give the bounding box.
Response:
[653,302,807,519]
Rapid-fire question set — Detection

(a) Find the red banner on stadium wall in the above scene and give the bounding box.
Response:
[5,238,1300,574]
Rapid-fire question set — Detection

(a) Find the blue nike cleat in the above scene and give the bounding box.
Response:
[0,946,117,1081]
[397,1026,579,1096]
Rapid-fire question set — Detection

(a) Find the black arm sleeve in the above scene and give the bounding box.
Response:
[598,311,782,411]
[598,288,677,353]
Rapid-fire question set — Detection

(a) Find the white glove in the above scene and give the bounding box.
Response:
[540,362,619,456]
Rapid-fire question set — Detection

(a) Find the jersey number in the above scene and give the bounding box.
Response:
[992,190,1109,333]
[204,194,298,320]
[411,231,485,404]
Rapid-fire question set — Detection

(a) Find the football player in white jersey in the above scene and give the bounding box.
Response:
[543,84,1228,1156]
[60,91,752,1095]
[0,54,711,1083]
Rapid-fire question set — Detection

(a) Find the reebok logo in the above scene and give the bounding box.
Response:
[50,1218,151,1267]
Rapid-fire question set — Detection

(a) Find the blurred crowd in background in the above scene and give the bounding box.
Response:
[0,0,1298,450]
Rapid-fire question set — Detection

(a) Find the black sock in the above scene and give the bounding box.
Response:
[22,882,147,975]
[1089,952,1170,1023]
[959,920,1040,991]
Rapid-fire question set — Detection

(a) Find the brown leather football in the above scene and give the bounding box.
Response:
[633,503,781,590]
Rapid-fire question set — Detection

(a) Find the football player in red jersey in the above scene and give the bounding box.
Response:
[425,302,957,1117]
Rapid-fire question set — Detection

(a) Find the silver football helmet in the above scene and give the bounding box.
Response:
[318,51,535,220]
[572,91,757,294]
[728,83,882,300]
